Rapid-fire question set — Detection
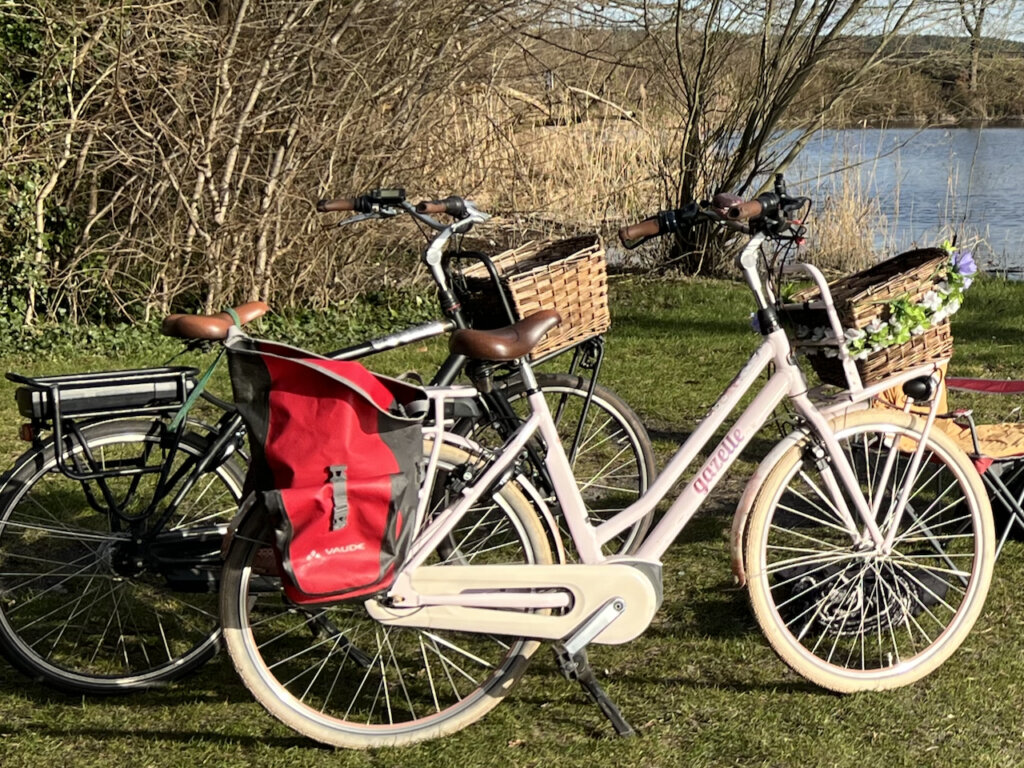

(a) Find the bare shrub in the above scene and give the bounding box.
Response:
[1,0,986,324]
[2,0,563,321]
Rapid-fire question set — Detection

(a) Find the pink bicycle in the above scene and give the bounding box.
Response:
[217,183,994,748]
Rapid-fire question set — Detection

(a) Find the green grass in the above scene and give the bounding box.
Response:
[2,276,1024,766]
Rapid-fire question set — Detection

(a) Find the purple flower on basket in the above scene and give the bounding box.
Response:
[953,250,976,288]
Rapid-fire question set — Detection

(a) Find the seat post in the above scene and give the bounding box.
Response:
[518,358,539,393]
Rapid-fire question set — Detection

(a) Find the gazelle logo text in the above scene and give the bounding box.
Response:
[692,428,744,495]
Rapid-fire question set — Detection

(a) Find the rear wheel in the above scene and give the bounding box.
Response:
[0,419,244,693]
[220,442,554,748]
[745,410,993,692]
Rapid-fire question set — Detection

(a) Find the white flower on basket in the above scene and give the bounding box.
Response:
[935,280,951,295]
[921,290,942,312]
[946,297,961,315]
[911,324,926,336]
[844,327,865,342]
[865,318,886,334]
[932,308,949,324]
[852,349,870,361]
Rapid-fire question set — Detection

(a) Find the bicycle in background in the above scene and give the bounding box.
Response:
[0,190,653,694]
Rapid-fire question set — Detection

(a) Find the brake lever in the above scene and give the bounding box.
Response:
[332,205,402,229]
[333,212,378,228]
[450,207,492,235]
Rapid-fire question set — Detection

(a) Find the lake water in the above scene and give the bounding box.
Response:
[790,126,1024,273]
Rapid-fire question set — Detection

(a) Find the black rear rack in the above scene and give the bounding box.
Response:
[9,367,199,424]
[8,367,201,485]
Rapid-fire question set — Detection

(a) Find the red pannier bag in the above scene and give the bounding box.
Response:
[226,334,425,604]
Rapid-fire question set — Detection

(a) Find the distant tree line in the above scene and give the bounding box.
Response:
[1,0,1017,324]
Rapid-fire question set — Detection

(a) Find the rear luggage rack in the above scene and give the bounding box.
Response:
[7,367,204,486]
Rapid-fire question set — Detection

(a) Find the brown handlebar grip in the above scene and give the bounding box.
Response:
[618,217,661,242]
[727,200,764,221]
[316,197,356,213]
[416,201,447,214]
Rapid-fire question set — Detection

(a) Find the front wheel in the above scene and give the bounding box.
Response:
[745,410,993,692]
[220,442,554,749]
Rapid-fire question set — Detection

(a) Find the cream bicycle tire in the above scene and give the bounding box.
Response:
[745,409,993,692]
[220,442,553,748]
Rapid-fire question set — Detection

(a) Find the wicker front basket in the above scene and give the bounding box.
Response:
[456,234,610,360]
[782,247,954,387]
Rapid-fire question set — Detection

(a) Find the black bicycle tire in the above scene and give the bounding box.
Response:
[0,419,245,694]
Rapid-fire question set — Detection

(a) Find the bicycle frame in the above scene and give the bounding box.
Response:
[369,232,950,644]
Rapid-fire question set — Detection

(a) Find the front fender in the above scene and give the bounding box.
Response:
[730,426,809,586]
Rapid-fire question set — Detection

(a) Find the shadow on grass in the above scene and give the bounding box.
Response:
[0,721,315,749]
[0,658,256,706]
[649,592,754,641]
[518,667,824,705]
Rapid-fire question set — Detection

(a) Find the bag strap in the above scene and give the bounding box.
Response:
[222,306,242,326]
[167,308,239,431]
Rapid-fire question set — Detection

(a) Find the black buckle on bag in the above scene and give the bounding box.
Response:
[329,465,348,529]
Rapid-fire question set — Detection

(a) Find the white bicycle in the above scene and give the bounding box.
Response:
[216,182,994,748]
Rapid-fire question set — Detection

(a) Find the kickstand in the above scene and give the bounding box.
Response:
[555,646,635,737]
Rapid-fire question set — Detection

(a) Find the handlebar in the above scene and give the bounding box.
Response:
[727,200,766,221]
[618,216,661,242]
[317,186,494,323]
[316,187,487,234]
[316,188,407,215]
[619,174,810,250]
[617,203,701,249]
